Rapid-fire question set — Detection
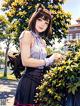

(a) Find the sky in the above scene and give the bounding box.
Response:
[62,0,80,24]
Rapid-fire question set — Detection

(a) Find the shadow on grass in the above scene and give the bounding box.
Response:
[0,79,18,100]
[0,72,16,81]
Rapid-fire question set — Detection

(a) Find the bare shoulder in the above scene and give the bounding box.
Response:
[23,30,31,38]
[19,30,31,40]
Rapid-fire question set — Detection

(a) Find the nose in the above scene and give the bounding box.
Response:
[41,21,45,26]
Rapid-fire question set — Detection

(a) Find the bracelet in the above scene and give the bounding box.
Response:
[44,56,54,66]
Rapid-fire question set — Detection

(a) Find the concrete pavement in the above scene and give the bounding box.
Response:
[0,79,18,106]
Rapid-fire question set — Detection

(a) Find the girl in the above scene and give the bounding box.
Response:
[14,4,62,106]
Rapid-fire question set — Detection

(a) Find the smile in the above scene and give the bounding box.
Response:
[39,27,43,30]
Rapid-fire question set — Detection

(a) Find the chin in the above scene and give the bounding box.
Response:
[38,29,45,33]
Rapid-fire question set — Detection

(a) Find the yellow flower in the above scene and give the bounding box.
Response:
[18,11,26,16]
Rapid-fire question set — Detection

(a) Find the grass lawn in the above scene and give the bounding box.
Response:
[0,72,17,80]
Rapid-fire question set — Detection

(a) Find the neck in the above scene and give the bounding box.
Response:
[35,29,40,35]
[31,30,41,38]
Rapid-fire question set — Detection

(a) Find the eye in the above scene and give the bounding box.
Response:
[37,18,42,21]
[45,22,49,25]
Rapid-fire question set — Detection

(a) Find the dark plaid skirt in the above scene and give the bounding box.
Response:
[14,67,44,106]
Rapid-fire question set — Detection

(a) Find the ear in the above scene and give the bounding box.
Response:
[36,3,45,12]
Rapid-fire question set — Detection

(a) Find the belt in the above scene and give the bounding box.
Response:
[25,66,50,73]
[23,73,43,84]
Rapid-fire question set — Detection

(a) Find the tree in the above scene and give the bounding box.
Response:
[0,15,15,77]
[0,50,4,69]
[1,0,71,46]
[0,15,8,36]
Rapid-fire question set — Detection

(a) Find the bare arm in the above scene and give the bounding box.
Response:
[19,31,45,67]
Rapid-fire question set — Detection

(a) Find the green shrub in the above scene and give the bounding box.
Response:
[36,40,80,106]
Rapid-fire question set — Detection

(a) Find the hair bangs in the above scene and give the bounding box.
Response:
[36,12,51,21]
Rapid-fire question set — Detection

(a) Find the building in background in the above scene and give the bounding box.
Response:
[65,18,80,42]
[62,18,80,51]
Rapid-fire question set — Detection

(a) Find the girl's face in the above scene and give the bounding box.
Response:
[35,17,49,33]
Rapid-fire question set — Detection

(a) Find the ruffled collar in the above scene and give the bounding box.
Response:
[31,30,41,39]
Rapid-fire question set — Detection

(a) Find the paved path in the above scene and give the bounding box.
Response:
[0,79,18,106]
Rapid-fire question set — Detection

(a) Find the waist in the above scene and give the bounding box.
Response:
[26,66,44,71]
[25,67,43,74]
[23,67,44,83]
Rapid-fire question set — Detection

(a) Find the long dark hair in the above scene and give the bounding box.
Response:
[8,53,25,79]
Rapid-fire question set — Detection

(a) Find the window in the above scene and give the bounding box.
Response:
[76,33,80,39]
[72,34,76,39]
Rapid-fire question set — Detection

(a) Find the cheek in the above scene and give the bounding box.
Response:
[35,21,39,28]
[36,20,40,25]
[44,25,48,30]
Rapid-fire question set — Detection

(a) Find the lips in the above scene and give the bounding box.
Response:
[39,26,43,30]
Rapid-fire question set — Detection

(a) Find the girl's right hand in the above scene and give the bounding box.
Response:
[52,53,63,61]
